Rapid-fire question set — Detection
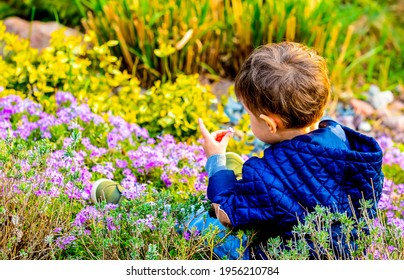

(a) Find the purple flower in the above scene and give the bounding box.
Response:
[115,159,128,169]
[107,132,122,149]
[183,231,191,240]
[55,235,76,249]
[121,182,145,199]
[130,123,149,139]
[90,147,108,158]
[68,122,83,131]
[137,214,155,230]
[161,172,172,187]
[65,182,82,200]
[53,227,62,233]
[91,162,115,179]
[377,136,394,152]
[105,204,118,211]
[55,91,77,106]
[183,229,200,241]
[123,168,133,176]
[105,216,119,231]
[73,206,101,227]
[48,186,60,197]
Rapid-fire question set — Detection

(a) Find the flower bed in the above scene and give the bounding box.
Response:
[1,89,404,260]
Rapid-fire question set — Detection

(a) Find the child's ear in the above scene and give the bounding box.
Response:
[259,114,277,134]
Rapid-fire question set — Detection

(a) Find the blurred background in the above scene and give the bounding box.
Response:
[1,0,402,91]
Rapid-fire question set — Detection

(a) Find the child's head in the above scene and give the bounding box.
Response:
[234,42,330,129]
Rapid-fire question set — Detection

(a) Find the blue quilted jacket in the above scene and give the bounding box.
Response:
[207,120,383,255]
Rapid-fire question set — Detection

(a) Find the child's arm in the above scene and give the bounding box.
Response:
[205,154,227,177]
[206,157,294,229]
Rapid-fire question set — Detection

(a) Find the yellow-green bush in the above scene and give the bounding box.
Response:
[130,74,229,140]
[0,21,138,114]
[0,21,230,143]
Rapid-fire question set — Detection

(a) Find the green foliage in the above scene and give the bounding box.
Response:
[1,0,404,261]
[0,22,232,143]
[263,203,404,260]
[0,137,80,260]
[79,0,228,87]
[58,191,223,260]
[0,0,84,28]
[2,93,404,259]
[0,21,138,113]
[383,164,404,184]
[128,74,229,141]
[79,0,403,93]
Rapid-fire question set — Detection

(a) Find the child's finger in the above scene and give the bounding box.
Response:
[198,118,213,140]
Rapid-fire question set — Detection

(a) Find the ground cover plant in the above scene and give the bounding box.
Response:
[0,1,404,260]
[1,89,404,260]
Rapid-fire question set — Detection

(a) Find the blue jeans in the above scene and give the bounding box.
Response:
[185,209,250,260]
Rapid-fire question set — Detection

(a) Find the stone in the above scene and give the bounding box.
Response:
[349,98,375,117]
[368,84,380,96]
[211,78,234,98]
[337,115,356,130]
[358,121,372,132]
[366,84,394,111]
[3,17,81,51]
[383,116,404,132]
[389,100,404,113]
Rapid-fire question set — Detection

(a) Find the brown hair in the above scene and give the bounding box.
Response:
[234,42,330,128]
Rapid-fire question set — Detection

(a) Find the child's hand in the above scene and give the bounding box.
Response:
[198,118,233,158]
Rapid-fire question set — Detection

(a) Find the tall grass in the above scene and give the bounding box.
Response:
[77,0,402,93]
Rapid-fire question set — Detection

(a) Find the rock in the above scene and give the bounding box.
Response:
[383,116,404,132]
[3,17,81,51]
[366,84,394,111]
[337,115,356,130]
[335,102,355,117]
[349,98,375,117]
[388,100,404,114]
[211,78,234,98]
[368,84,380,96]
[358,121,372,132]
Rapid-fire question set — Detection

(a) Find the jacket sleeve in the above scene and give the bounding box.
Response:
[207,158,278,228]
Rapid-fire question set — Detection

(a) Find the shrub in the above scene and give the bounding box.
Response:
[0,21,138,113]
[263,203,404,260]
[0,137,81,260]
[0,92,220,259]
[127,74,229,140]
[58,191,222,260]
[79,0,403,92]
[0,23,232,143]
[1,88,404,260]
[0,0,84,28]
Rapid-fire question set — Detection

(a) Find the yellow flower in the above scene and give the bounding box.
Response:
[154,44,176,58]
